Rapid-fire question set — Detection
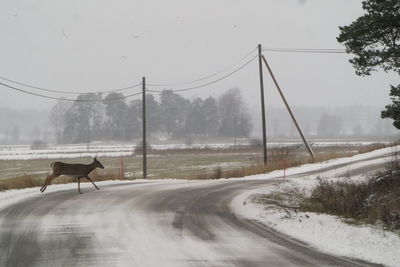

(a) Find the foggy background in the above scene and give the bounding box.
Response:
[0,0,398,144]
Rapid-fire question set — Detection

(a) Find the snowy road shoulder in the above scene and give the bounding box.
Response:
[233,191,400,267]
[231,147,400,267]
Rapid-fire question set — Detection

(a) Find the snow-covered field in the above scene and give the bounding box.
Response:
[232,146,400,267]
[0,141,389,160]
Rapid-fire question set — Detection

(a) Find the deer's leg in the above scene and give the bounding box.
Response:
[77,177,82,194]
[85,176,100,190]
[40,174,56,193]
[39,178,47,192]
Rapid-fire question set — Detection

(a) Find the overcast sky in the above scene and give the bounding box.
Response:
[0,0,398,111]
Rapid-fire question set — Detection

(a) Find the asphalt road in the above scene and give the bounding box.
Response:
[0,159,386,267]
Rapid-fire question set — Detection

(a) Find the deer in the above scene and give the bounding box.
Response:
[40,158,104,194]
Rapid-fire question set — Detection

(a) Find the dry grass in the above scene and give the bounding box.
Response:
[193,142,396,180]
[301,168,400,230]
[0,170,124,191]
[193,150,357,180]
[0,142,396,191]
[0,175,71,191]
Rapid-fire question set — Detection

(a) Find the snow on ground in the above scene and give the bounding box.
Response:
[0,151,136,160]
[233,192,400,267]
[214,145,397,186]
[0,141,389,160]
[0,179,166,213]
[231,146,400,267]
[1,145,399,266]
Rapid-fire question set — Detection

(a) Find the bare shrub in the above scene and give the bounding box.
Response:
[301,144,400,230]
[307,178,369,218]
[214,167,222,179]
[303,169,400,230]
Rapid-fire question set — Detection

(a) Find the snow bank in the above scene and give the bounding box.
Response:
[230,145,398,182]
[232,188,400,267]
[231,146,400,267]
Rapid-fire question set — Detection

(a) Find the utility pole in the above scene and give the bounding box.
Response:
[258,44,268,165]
[142,77,147,178]
[261,55,316,160]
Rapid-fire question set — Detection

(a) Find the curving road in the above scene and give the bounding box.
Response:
[0,158,386,267]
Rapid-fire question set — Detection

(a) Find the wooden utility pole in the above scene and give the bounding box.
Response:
[142,77,147,178]
[86,124,90,152]
[258,44,268,165]
[261,55,316,160]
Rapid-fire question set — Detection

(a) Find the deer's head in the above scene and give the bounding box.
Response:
[93,158,105,169]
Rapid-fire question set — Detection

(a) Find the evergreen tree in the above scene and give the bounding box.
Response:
[62,93,102,143]
[186,98,206,136]
[218,88,251,138]
[49,101,71,144]
[104,93,128,140]
[202,96,220,136]
[381,85,400,129]
[126,99,142,140]
[91,100,106,140]
[337,0,400,128]
[146,94,161,133]
[160,90,191,137]
[126,94,160,140]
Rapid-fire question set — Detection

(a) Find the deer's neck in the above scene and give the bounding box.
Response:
[88,162,96,172]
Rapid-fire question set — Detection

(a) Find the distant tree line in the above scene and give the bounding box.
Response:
[49,88,252,144]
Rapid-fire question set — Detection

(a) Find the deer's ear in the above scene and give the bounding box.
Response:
[94,157,97,161]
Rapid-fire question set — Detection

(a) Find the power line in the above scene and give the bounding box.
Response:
[147,47,258,87]
[262,48,347,54]
[148,54,258,93]
[0,46,345,97]
[0,46,257,94]
[265,47,346,51]
[0,46,347,102]
[0,81,143,102]
[0,75,142,95]
[0,47,258,99]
